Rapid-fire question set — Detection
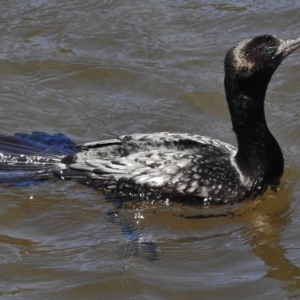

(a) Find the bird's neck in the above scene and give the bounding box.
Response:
[224,74,284,188]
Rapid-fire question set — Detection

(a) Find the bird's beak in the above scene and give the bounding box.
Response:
[277,37,300,59]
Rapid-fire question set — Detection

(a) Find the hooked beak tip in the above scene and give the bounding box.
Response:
[283,37,300,58]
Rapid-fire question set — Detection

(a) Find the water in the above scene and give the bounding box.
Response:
[0,1,300,299]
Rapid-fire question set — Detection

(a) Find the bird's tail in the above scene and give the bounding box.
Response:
[0,132,79,186]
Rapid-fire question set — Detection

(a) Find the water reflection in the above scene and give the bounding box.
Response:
[107,209,159,261]
[240,190,300,292]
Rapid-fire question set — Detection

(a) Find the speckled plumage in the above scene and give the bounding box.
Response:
[0,35,299,204]
[60,133,246,204]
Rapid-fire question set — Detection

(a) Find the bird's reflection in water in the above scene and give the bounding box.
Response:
[235,177,300,293]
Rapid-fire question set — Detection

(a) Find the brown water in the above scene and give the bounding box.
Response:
[0,1,300,299]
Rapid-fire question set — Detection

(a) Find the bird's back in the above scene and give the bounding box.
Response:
[64,132,246,203]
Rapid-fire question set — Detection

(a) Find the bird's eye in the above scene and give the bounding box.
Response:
[267,47,276,56]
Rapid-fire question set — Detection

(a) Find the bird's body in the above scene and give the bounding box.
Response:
[0,35,299,204]
[67,133,244,204]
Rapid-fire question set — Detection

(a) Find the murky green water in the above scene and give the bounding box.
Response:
[1,1,300,299]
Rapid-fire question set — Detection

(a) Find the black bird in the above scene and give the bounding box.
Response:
[0,35,299,204]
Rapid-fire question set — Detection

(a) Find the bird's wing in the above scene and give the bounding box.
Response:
[67,134,241,202]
